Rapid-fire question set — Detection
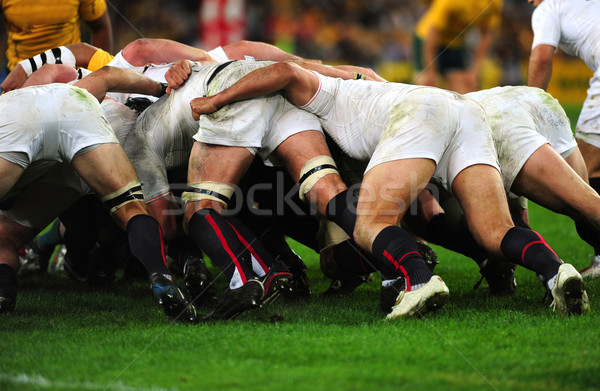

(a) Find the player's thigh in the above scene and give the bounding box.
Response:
[452,164,513,254]
[187,142,254,184]
[184,142,255,221]
[0,157,25,199]
[355,158,435,251]
[71,143,139,198]
[513,144,600,218]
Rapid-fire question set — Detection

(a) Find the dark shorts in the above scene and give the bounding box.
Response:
[413,34,468,76]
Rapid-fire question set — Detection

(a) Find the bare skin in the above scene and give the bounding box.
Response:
[512,144,600,229]
[527,44,555,90]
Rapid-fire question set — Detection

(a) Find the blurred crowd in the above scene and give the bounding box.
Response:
[0,0,551,86]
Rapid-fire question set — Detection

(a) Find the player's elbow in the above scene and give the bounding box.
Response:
[278,61,304,85]
[121,39,154,66]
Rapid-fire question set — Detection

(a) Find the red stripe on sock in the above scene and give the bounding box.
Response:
[383,250,413,291]
[158,225,168,268]
[532,230,560,260]
[206,215,247,284]
[226,221,270,273]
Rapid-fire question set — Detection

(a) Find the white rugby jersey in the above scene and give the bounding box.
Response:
[531,0,600,72]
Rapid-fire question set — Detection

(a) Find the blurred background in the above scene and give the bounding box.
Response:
[0,0,592,105]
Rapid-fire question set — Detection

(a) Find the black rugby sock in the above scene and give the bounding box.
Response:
[326,189,358,237]
[426,213,487,265]
[372,225,433,290]
[187,209,256,283]
[500,226,562,282]
[126,214,171,278]
[333,240,378,276]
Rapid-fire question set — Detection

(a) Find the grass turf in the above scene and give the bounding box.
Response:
[1,201,599,391]
[1,103,597,391]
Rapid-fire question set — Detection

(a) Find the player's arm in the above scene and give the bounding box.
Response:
[527,44,555,90]
[470,26,493,77]
[121,38,217,67]
[85,10,113,53]
[20,64,79,87]
[75,66,165,102]
[1,43,96,92]
[222,40,321,63]
[419,26,441,86]
[188,61,320,120]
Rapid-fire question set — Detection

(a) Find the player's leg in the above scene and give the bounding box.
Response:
[513,144,600,227]
[514,144,600,278]
[453,163,590,316]
[274,130,348,217]
[0,216,38,313]
[183,142,292,320]
[355,158,449,319]
[0,157,25,200]
[72,143,198,323]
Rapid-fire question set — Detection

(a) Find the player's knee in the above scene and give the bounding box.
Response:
[182,182,234,209]
[101,179,145,216]
[298,155,340,202]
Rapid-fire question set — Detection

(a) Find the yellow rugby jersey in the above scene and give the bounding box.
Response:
[416,0,503,48]
[2,0,107,70]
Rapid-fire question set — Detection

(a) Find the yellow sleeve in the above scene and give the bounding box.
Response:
[87,48,114,71]
[79,0,107,22]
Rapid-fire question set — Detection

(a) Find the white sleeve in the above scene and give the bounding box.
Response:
[107,51,146,73]
[531,2,561,52]
[207,46,230,62]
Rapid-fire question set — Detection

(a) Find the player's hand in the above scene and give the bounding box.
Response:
[190,96,218,120]
[165,60,193,92]
[0,64,28,92]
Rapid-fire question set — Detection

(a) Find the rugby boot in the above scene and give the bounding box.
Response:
[259,260,294,305]
[550,263,591,316]
[323,273,371,297]
[377,276,405,315]
[579,255,600,279]
[183,256,218,306]
[202,278,264,321]
[474,258,517,296]
[277,251,312,297]
[386,275,449,319]
[416,241,439,272]
[150,273,199,324]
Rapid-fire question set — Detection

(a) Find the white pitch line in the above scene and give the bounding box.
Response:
[0,373,178,391]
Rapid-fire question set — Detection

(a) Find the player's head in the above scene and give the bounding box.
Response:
[528,0,544,7]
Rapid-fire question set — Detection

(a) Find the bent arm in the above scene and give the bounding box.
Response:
[222,40,321,63]
[21,64,79,87]
[528,45,555,90]
[121,38,217,67]
[74,66,164,102]
[190,61,320,119]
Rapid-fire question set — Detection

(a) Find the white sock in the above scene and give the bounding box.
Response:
[546,274,558,291]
